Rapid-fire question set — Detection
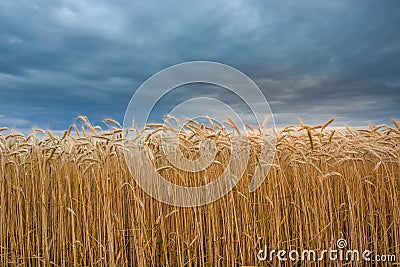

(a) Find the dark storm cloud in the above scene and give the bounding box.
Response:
[0,0,399,131]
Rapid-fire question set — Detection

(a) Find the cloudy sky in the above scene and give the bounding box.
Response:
[1,0,399,131]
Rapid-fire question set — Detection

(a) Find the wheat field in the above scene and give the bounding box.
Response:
[0,117,399,266]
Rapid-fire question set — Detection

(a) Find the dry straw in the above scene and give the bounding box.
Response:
[0,117,399,266]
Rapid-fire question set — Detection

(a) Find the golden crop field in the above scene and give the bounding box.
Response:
[0,117,399,266]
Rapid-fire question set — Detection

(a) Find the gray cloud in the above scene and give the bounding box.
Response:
[0,0,399,131]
